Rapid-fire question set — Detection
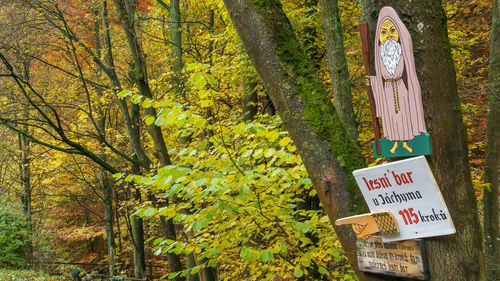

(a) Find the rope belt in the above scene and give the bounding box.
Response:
[385,77,402,113]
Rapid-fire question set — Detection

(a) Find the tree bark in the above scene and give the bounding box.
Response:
[241,58,258,121]
[19,125,33,266]
[484,0,500,280]
[319,0,358,141]
[361,1,486,280]
[170,0,184,97]
[222,1,381,280]
[102,172,117,277]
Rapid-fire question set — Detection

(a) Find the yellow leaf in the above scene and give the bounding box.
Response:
[278,137,291,147]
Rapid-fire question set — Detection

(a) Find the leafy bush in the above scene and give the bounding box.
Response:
[0,204,30,268]
[116,96,357,280]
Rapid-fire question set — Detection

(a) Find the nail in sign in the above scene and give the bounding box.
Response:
[353,156,455,242]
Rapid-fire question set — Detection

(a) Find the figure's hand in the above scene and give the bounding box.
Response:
[365,75,371,87]
[335,211,399,239]
[335,214,379,239]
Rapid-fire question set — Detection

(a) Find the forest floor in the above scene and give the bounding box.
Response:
[0,269,71,281]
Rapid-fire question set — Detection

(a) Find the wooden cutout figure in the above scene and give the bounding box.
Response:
[363,7,432,158]
[335,211,399,240]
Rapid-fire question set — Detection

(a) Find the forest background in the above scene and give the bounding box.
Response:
[0,0,496,280]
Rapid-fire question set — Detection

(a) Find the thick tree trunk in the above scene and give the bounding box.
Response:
[319,0,358,141]
[361,1,486,281]
[484,0,500,280]
[222,1,383,280]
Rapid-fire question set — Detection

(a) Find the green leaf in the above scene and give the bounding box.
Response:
[190,72,207,90]
[154,116,166,126]
[145,116,155,125]
[117,90,131,98]
[131,94,143,104]
[142,98,153,108]
[205,73,218,87]
[239,185,250,197]
[240,247,249,258]
[132,209,144,217]
[154,247,162,255]
[200,99,214,107]
[143,207,157,217]
[318,266,329,275]
[194,178,207,187]
[190,265,201,275]
[260,250,274,262]
[253,148,263,159]
[293,267,304,278]
[199,89,210,99]
[167,272,180,279]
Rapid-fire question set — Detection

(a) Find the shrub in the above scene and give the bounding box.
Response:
[0,203,30,268]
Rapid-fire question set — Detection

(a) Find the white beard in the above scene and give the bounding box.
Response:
[380,39,402,76]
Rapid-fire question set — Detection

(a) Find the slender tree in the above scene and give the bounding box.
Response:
[484,0,500,279]
[112,0,185,278]
[319,0,358,141]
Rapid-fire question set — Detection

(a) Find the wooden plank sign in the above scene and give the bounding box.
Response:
[357,237,428,280]
[353,156,455,242]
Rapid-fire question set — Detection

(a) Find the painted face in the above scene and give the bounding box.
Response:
[379,19,399,45]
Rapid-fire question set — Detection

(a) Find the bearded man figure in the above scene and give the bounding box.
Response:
[369,6,427,154]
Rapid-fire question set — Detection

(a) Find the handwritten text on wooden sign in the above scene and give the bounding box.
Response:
[357,237,428,279]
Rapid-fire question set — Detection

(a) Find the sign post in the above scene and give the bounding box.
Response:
[352,156,455,242]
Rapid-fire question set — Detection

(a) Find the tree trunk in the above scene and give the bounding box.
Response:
[222,1,381,280]
[132,213,146,278]
[19,126,33,267]
[112,0,172,166]
[112,1,185,278]
[319,0,358,141]
[170,0,184,97]
[93,9,117,276]
[241,58,258,121]
[360,1,486,281]
[101,0,152,169]
[484,0,500,280]
[114,185,124,271]
[102,173,117,277]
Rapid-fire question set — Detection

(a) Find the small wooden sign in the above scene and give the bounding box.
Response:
[353,156,455,242]
[357,236,428,280]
